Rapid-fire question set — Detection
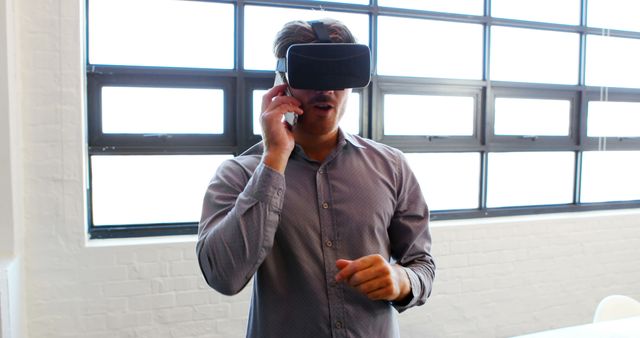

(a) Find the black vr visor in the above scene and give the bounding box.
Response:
[275,21,371,91]
[277,43,371,90]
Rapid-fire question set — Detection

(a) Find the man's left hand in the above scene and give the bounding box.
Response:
[335,254,410,302]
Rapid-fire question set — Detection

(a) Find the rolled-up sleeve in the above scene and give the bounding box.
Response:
[196,161,285,295]
[388,151,436,313]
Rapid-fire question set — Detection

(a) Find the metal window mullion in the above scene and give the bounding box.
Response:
[576,88,588,203]
[579,0,587,86]
[574,150,583,204]
[365,1,378,139]
[479,150,488,210]
[235,2,248,152]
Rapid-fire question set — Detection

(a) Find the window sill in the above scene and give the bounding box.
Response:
[431,207,640,228]
[85,234,197,248]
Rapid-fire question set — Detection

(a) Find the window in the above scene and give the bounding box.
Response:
[585,35,640,88]
[490,27,580,85]
[494,98,571,136]
[486,152,575,207]
[88,0,234,68]
[86,0,640,238]
[377,17,483,79]
[91,155,232,226]
[491,0,580,25]
[383,94,475,136]
[587,0,640,33]
[405,153,481,210]
[378,0,483,16]
[243,6,369,71]
[581,151,640,203]
[101,87,225,134]
[587,101,640,137]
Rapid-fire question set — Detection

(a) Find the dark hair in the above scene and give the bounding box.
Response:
[273,18,357,58]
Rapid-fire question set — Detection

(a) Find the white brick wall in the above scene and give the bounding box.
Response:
[12,0,640,337]
[399,211,640,338]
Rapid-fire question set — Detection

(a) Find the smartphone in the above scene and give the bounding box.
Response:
[274,71,297,126]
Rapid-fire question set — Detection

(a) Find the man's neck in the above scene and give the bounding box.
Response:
[294,129,340,163]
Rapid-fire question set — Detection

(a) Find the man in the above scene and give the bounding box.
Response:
[197,18,435,338]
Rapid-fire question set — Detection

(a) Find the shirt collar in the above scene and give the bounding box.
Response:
[290,128,366,163]
[339,128,367,149]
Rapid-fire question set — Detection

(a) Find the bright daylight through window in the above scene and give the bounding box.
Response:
[86,0,640,238]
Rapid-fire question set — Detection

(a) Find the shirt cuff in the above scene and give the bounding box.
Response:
[392,267,421,313]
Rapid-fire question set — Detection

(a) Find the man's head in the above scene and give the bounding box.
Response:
[273,19,357,136]
[274,19,369,91]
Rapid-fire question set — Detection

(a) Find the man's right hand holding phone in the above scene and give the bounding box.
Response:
[260,83,303,174]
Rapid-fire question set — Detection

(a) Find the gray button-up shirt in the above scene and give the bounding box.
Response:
[197,130,435,338]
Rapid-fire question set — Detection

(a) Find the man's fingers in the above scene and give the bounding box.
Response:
[334,255,405,301]
[356,274,393,294]
[335,256,378,282]
[335,259,363,282]
[367,287,395,301]
[346,264,388,287]
[261,84,303,115]
[261,84,288,111]
[335,259,351,270]
[260,102,303,130]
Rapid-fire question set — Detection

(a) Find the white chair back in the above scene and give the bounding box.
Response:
[593,295,640,323]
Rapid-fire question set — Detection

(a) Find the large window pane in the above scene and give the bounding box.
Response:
[340,93,361,135]
[384,94,474,136]
[405,153,480,210]
[487,152,575,207]
[492,0,580,25]
[88,0,234,68]
[253,90,268,136]
[588,0,640,32]
[102,87,224,134]
[377,0,483,16]
[253,91,360,136]
[490,27,579,84]
[588,101,640,137]
[91,155,232,225]
[585,35,640,89]
[244,6,369,71]
[377,17,483,79]
[494,98,570,136]
[581,151,640,202]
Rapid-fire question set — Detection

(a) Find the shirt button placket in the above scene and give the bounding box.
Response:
[318,165,344,337]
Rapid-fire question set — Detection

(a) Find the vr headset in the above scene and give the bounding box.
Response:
[276,21,371,91]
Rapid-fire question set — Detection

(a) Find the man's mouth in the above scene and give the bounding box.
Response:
[314,103,334,111]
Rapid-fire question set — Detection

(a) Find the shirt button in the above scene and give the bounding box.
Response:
[322,202,329,209]
[335,321,343,329]
[325,240,333,247]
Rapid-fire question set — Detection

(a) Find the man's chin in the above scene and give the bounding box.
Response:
[306,106,335,117]
[295,119,338,136]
